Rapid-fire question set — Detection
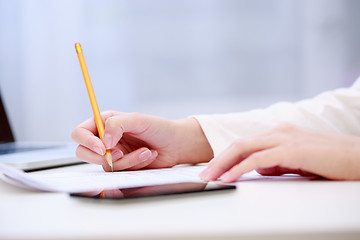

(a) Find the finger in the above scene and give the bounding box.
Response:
[72,118,98,138]
[256,167,314,176]
[256,166,292,176]
[72,129,105,155]
[109,147,125,161]
[126,150,158,170]
[76,145,125,169]
[103,189,125,198]
[72,111,118,155]
[102,148,157,172]
[107,143,159,170]
[220,148,284,182]
[102,113,155,149]
[75,145,105,164]
[199,136,277,181]
[208,135,278,168]
[73,111,117,136]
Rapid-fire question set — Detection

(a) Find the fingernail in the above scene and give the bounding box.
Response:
[94,146,105,155]
[103,133,113,149]
[149,150,158,161]
[111,149,124,160]
[139,149,152,161]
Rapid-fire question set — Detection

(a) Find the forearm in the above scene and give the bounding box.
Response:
[194,80,360,157]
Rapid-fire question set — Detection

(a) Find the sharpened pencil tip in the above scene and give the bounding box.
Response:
[105,153,113,173]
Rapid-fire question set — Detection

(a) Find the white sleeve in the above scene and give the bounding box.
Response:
[194,78,360,157]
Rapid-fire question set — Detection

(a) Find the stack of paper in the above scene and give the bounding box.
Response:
[0,163,309,193]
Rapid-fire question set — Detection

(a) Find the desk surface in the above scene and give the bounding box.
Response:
[0,165,360,240]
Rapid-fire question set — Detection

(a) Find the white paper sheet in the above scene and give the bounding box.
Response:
[0,163,309,193]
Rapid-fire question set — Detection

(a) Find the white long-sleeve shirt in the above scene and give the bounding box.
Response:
[194,78,360,157]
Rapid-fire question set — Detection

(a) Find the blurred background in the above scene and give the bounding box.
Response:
[0,0,360,142]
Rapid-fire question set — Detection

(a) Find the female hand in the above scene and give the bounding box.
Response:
[200,123,360,182]
[72,111,213,171]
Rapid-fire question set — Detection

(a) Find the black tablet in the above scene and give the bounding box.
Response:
[70,182,236,200]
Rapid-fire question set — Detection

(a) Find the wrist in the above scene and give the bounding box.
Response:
[173,117,214,165]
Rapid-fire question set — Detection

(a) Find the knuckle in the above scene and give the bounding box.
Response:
[127,112,141,120]
[105,117,118,129]
[102,110,114,116]
[128,112,140,117]
[128,112,146,125]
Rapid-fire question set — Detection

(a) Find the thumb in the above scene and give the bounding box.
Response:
[103,113,152,149]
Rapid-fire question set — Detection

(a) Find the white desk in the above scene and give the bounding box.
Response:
[0,165,360,240]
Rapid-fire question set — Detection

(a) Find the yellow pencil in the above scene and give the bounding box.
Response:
[75,43,113,172]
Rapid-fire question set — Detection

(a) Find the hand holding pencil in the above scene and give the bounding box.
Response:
[75,43,113,172]
[71,44,212,172]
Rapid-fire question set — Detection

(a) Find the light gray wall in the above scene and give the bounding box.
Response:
[0,0,359,142]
